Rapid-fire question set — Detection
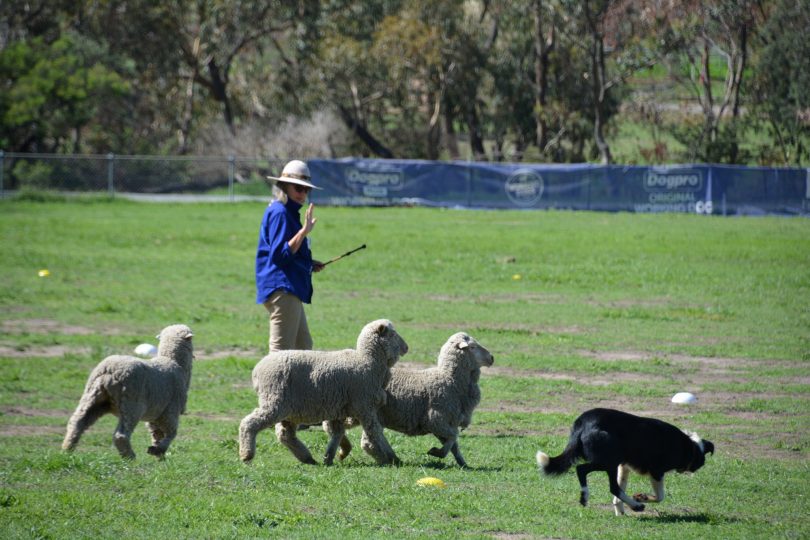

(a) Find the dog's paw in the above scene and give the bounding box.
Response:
[633,493,651,502]
[147,445,165,457]
[631,503,645,512]
[427,447,443,458]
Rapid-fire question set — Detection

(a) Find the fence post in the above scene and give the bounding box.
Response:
[228,155,235,202]
[466,158,472,208]
[107,153,115,198]
[0,150,4,199]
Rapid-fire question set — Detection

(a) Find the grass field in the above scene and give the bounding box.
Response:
[1,196,808,538]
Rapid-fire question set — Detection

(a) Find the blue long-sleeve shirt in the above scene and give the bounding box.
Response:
[255,199,314,304]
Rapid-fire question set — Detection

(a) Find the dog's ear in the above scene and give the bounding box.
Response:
[702,440,714,455]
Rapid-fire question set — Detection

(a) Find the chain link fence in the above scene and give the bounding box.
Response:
[2,152,808,215]
[0,152,285,200]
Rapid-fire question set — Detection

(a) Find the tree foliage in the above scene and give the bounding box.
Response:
[752,0,810,165]
[0,0,808,164]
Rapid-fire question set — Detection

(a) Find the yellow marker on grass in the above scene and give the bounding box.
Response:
[416,477,447,488]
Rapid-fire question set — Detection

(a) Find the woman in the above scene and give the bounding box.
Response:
[255,159,324,353]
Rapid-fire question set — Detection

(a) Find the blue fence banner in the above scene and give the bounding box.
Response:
[307,159,810,216]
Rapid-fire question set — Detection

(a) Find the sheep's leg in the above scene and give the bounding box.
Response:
[323,420,352,461]
[427,425,463,464]
[238,407,280,462]
[449,440,468,468]
[146,418,177,458]
[62,399,111,451]
[359,416,400,466]
[613,464,630,516]
[147,422,165,447]
[113,412,141,460]
[275,421,318,465]
[338,435,353,461]
[323,420,346,466]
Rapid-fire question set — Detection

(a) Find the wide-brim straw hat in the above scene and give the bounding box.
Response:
[266,159,322,190]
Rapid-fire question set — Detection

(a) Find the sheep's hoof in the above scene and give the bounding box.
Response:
[427,447,444,458]
[579,495,587,507]
[147,446,166,458]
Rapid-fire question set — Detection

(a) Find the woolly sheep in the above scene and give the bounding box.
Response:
[62,324,195,459]
[238,319,408,466]
[326,332,494,467]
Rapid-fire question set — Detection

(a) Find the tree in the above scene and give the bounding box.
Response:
[310,1,397,157]
[563,0,660,164]
[0,32,130,153]
[662,0,763,163]
[752,0,810,165]
[532,0,556,154]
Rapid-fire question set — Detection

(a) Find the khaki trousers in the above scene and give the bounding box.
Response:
[263,290,313,353]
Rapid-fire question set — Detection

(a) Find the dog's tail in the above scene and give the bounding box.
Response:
[536,422,584,476]
[536,444,578,476]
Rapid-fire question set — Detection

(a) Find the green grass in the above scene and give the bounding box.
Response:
[1,198,808,538]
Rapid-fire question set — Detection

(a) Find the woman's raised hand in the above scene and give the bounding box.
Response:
[303,203,317,235]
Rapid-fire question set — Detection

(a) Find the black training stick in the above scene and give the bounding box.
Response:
[322,244,367,266]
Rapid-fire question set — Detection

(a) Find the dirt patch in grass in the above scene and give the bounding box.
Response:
[2,406,71,418]
[484,364,653,385]
[0,344,93,358]
[196,348,263,361]
[425,292,567,305]
[0,424,64,436]
[0,406,69,437]
[409,321,583,335]
[0,318,115,336]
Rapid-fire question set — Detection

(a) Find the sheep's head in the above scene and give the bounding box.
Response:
[438,332,494,371]
[358,319,409,367]
[156,324,194,359]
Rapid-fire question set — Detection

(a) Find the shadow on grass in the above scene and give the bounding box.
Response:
[420,461,503,472]
[638,511,739,524]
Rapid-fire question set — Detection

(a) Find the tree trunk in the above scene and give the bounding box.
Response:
[700,38,717,145]
[178,73,196,155]
[590,31,612,164]
[533,0,553,153]
[443,102,460,160]
[426,92,442,160]
[466,103,486,161]
[337,104,395,158]
[205,58,235,135]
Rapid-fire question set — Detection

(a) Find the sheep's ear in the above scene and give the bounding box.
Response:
[457,341,469,350]
[155,333,161,340]
[377,322,390,335]
[183,331,194,340]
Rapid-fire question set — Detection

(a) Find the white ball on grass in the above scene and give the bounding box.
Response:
[671,392,697,404]
[134,343,158,357]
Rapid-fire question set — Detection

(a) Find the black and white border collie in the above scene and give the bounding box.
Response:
[536,408,714,515]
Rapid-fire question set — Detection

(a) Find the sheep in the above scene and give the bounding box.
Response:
[238,319,408,466]
[62,324,194,459]
[326,332,494,467]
